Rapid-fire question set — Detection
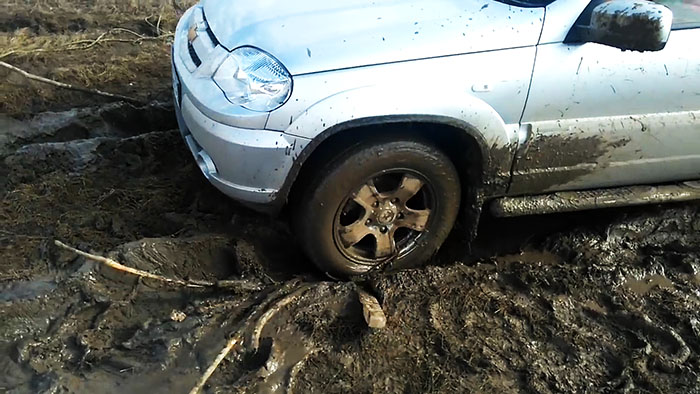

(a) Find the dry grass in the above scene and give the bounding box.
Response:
[2,0,193,24]
[1,0,197,115]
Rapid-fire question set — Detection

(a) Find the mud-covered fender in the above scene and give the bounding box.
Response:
[276,84,519,206]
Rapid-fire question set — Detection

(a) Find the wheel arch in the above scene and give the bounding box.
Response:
[279,115,495,220]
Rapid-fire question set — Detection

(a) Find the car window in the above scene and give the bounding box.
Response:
[493,0,555,7]
[654,0,700,29]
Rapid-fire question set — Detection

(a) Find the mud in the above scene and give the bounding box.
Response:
[1,101,698,394]
[491,183,700,217]
[2,2,700,393]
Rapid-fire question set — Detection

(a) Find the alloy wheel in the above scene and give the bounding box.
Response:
[333,170,435,265]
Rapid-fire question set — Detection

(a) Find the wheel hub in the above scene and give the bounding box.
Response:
[374,201,399,225]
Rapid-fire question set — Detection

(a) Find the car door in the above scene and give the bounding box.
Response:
[509,0,700,195]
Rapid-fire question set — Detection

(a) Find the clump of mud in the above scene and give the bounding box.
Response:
[1,102,699,393]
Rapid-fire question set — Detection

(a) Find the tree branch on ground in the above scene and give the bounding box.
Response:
[54,240,264,291]
[2,62,144,104]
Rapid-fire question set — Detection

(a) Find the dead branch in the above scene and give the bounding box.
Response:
[71,31,109,51]
[55,240,208,288]
[357,288,387,329]
[2,62,143,104]
[188,278,265,292]
[248,284,313,352]
[56,240,266,292]
[156,13,163,36]
[189,332,244,394]
[110,27,149,40]
[189,280,303,394]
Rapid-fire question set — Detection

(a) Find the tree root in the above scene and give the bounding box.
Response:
[247,284,314,352]
[55,240,263,291]
[189,280,308,394]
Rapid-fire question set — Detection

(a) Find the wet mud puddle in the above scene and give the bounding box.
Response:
[624,274,674,295]
[0,278,57,303]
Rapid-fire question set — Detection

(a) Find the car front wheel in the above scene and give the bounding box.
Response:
[293,138,461,277]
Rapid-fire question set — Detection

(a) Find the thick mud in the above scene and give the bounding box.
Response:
[2,2,700,393]
[1,102,698,394]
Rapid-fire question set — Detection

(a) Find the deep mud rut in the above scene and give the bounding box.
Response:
[1,102,699,394]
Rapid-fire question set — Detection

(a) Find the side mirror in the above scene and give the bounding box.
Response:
[585,0,673,51]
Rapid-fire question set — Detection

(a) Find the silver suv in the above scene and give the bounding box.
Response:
[172,0,700,276]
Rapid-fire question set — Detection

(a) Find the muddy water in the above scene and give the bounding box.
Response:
[1,103,699,393]
[625,274,674,295]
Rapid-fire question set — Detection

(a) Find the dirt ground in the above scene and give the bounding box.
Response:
[2,1,700,393]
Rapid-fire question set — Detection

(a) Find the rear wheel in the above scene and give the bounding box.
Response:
[293,138,461,277]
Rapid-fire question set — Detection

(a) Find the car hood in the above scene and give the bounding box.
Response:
[202,0,544,75]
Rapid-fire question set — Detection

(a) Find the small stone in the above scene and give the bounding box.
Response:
[170,310,187,322]
[357,289,387,329]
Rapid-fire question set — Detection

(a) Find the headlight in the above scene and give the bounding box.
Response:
[213,47,292,112]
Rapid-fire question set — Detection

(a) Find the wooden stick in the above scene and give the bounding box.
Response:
[189,280,303,394]
[55,240,267,292]
[55,240,208,288]
[189,333,243,394]
[1,61,143,104]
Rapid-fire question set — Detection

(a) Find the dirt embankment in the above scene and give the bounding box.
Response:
[2,1,700,394]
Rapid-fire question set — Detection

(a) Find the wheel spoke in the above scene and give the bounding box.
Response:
[336,171,436,263]
[393,175,424,203]
[374,230,397,258]
[397,209,431,231]
[353,180,380,209]
[339,221,372,248]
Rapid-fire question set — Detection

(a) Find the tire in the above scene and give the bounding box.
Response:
[292,138,461,277]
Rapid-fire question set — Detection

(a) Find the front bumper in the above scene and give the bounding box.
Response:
[172,6,309,212]
[173,78,309,211]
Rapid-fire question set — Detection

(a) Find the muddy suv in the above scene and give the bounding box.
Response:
[172,0,700,276]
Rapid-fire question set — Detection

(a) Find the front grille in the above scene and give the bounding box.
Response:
[205,27,219,47]
[174,69,182,107]
[180,7,217,72]
[188,41,202,67]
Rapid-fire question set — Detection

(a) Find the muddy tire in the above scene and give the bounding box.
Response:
[292,138,461,277]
